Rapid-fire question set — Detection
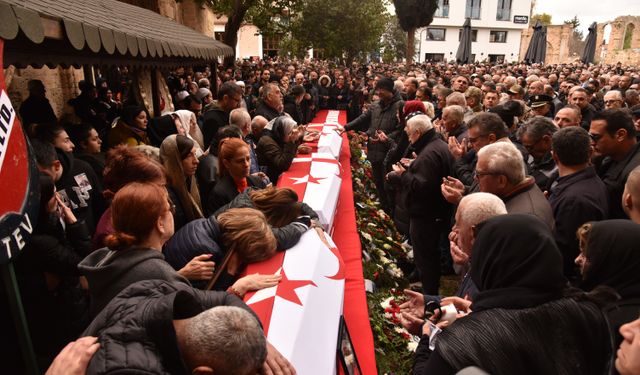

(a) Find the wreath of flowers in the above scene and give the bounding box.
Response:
[349,133,418,374]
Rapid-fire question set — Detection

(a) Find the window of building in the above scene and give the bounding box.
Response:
[458,29,478,42]
[426,28,446,41]
[489,54,505,63]
[424,53,445,62]
[263,34,283,57]
[434,0,450,18]
[465,0,482,19]
[214,32,225,42]
[489,30,507,43]
[496,0,511,21]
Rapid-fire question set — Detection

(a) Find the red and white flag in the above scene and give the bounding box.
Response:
[244,230,346,375]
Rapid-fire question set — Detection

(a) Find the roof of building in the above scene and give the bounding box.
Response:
[0,0,233,67]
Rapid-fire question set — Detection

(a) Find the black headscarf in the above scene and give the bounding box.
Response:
[121,105,146,129]
[470,214,567,312]
[581,220,640,298]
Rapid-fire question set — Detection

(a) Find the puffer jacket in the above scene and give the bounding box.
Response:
[344,92,404,162]
[162,215,225,273]
[83,280,256,375]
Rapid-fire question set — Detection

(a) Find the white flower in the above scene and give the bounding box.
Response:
[394,326,409,335]
[380,296,393,309]
[407,341,418,352]
[380,256,391,265]
[362,233,373,243]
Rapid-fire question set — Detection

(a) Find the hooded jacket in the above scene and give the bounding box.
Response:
[82,279,255,375]
[79,247,188,318]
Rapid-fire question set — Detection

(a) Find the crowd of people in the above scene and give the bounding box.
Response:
[6,56,640,374]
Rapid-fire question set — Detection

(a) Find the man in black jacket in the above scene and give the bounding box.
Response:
[591,109,640,219]
[548,127,608,281]
[82,280,268,375]
[345,77,404,212]
[202,82,243,148]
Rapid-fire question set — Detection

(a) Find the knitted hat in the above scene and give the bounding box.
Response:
[375,77,395,92]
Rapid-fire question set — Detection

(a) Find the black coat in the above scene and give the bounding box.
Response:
[254,102,282,122]
[202,106,230,148]
[597,142,640,219]
[14,219,91,359]
[56,150,105,232]
[206,174,266,215]
[283,95,305,125]
[548,167,608,279]
[163,215,225,275]
[82,280,255,375]
[388,129,453,222]
[344,92,404,162]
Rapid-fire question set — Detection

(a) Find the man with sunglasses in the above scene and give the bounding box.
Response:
[590,109,640,219]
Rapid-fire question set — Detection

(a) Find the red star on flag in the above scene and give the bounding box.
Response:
[289,174,326,185]
[275,269,317,305]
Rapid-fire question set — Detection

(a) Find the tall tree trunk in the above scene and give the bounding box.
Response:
[406,27,416,64]
[222,0,251,68]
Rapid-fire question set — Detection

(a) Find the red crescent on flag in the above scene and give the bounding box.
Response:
[325,246,345,280]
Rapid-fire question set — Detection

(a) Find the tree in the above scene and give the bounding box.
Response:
[530,13,552,26]
[564,15,586,58]
[188,0,304,66]
[291,0,387,64]
[382,18,409,63]
[392,0,439,65]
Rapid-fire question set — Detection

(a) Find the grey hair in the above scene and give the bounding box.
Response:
[477,142,525,185]
[459,192,507,226]
[517,116,558,143]
[443,105,464,124]
[407,114,433,134]
[229,108,251,129]
[183,306,267,375]
[446,92,467,107]
[604,90,623,101]
[261,82,280,101]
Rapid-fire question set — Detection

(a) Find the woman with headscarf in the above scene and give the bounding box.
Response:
[413,214,612,375]
[172,109,205,150]
[256,116,302,183]
[107,105,150,148]
[576,220,640,371]
[318,75,332,109]
[160,134,204,231]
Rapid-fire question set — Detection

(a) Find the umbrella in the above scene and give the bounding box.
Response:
[581,22,598,64]
[524,20,547,63]
[456,18,472,63]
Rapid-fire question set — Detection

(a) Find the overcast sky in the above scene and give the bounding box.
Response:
[533,0,640,35]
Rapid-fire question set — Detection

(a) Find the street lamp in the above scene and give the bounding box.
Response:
[417,28,428,63]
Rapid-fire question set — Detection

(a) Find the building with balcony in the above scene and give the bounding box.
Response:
[417,0,533,63]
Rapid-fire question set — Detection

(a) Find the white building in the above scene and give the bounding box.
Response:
[417,0,532,63]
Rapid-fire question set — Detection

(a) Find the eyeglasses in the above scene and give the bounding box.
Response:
[468,134,488,144]
[589,133,603,142]
[474,170,501,179]
[604,100,622,105]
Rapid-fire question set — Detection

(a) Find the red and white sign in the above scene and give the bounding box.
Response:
[244,230,345,375]
[278,152,342,232]
[0,38,40,264]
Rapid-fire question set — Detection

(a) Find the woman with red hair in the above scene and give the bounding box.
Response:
[206,137,267,213]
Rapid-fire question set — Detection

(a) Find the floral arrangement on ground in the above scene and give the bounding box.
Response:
[349,132,417,374]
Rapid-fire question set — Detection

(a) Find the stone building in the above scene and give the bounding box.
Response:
[519,23,573,64]
[596,16,640,65]
[519,15,640,65]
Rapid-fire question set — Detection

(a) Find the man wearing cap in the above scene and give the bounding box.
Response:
[195,88,212,106]
[529,94,554,118]
[345,77,404,212]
